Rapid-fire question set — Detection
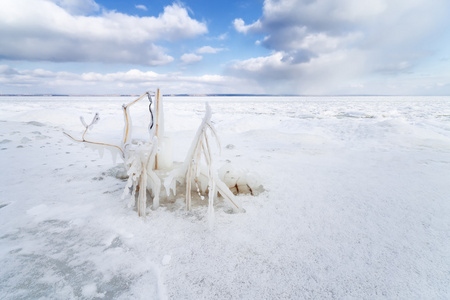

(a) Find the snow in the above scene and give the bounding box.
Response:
[1,95,450,299]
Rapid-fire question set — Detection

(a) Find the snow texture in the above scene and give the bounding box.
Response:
[1,96,450,299]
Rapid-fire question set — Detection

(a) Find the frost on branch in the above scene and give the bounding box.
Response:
[64,90,258,220]
[122,137,160,216]
[165,104,243,218]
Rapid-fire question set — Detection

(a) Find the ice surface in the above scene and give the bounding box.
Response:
[1,96,450,299]
[162,255,171,266]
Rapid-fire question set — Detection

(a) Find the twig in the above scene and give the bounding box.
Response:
[63,132,125,158]
[124,92,149,108]
[122,92,151,145]
[247,184,254,196]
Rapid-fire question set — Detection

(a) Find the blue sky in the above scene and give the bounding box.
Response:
[1,0,450,95]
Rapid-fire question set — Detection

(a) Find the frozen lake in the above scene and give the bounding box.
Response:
[1,96,449,299]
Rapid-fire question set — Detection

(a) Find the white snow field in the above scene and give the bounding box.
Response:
[1,96,449,299]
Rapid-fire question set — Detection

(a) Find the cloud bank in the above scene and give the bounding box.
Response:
[0,65,264,95]
[232,0,450,94]
[0,0,207,66]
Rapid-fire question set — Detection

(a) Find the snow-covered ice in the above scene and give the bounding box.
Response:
[1,96,449,299]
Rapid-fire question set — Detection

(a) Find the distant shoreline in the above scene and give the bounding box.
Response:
[0,93,294,97]
[0,94,418,97]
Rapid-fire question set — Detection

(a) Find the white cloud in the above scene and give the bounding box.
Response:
[231,0,450,94]
[1,63,449,95]
[180,53,203,64]
[196,46,225,54]
[0,0,207,65]
[49,0,99,15]
[0,65,263,95]
[135,4,147,11]
[226,47,391,94]
[233,18,261,34]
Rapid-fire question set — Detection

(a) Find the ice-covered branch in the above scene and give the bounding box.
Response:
[165,103,242,217]
[64,91,249,220]
[63,112,125,158]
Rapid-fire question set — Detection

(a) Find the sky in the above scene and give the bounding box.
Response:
[1,0,450,95]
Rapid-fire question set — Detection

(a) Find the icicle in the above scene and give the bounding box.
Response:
[138,163,147,217]
[208,173,215,229]
[157,136,173,170]
[145,137,160,210]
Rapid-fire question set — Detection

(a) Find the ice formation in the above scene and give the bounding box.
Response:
[218,163,263,196]
[64,91,251,219]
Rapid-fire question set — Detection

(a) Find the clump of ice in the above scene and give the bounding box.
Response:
[156,136,173,170]
[218,163,264,195]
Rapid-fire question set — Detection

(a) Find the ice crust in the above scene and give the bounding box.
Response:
[1,96,450,299]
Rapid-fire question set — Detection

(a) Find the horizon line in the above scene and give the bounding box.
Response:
[1,93,445,97]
